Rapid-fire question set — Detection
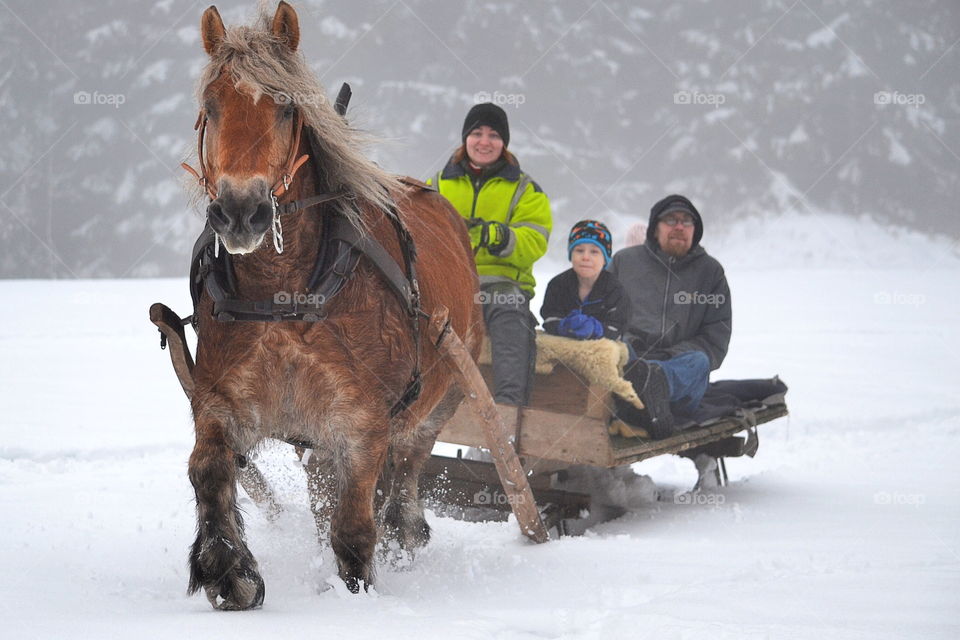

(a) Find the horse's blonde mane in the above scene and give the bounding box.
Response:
[194,5,401,215]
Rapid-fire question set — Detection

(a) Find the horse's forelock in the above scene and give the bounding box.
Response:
[192,10,400,219]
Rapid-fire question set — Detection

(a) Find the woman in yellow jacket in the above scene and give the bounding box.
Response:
[429,103,553,406]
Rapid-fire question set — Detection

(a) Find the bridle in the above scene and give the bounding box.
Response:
[181,106,344,254]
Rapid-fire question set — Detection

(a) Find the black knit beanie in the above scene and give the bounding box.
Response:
[461,103,510,147]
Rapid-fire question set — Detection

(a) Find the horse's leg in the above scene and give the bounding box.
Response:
[330,428,388,593]
[303,449,339,541]
[187,419,265,610]
[382,388,463,550]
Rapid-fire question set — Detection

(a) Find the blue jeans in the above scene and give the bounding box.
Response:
[628,346,710,416]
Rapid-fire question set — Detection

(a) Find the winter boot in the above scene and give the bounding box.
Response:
[614,360,676,439]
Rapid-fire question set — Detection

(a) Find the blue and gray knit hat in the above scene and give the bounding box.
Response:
[568,219,612,264]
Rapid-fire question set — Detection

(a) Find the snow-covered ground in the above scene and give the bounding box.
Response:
[1,217,958,639]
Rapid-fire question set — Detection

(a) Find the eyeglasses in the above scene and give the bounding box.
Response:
[659,216,695,228]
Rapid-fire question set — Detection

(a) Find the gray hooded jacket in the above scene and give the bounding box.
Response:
[608,196,732,370]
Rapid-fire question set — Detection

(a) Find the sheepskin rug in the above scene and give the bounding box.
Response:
[478,332,643,410]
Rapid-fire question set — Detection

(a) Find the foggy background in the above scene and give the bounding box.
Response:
[0,0,957,278]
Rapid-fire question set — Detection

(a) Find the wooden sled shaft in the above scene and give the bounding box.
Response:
[149,302,195,399]
[427,305,549,544]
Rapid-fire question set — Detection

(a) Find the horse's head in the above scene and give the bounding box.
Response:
[193,2,303,255]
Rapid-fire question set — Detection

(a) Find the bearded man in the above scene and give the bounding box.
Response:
[608,194,732,438]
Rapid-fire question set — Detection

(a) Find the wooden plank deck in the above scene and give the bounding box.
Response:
[436,362,788,468]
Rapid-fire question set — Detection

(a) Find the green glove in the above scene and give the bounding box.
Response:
[465,218,487,252]
[484,221,511,256]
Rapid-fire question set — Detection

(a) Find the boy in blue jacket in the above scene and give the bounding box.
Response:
[540,220,629,340]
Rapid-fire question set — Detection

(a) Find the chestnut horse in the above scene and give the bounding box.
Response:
[182,2,481,609]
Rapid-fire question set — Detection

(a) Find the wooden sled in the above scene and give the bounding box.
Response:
[422,337,788,534]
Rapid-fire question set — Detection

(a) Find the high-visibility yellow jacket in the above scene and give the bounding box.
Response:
[428,158,552,295]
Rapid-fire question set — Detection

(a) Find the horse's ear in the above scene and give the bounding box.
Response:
[271,1,300,52]
[201,6,226,56]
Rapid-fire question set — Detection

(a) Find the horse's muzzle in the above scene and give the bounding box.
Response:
[207,179,273,254]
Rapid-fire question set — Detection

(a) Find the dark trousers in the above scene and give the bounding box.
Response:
[480,283,537,406]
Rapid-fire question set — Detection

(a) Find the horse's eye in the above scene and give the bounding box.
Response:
[281,104,295,119]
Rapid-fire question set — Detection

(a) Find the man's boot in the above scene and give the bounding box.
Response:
[614,360,677,439]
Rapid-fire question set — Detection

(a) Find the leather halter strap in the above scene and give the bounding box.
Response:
[180,108,313,202]
[181,111,217,200]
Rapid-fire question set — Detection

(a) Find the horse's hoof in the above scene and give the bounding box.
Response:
[381,501,431,550]
[190,535,265,611]
[410,516,431,547]
[343,575,361,594]
[203,567,265,611]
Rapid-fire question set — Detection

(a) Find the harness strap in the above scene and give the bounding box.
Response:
[270,109,308,198]
[380,198,424,416]
[181,111,218,200]
[276,191,347,216]
[350,226,418,317]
